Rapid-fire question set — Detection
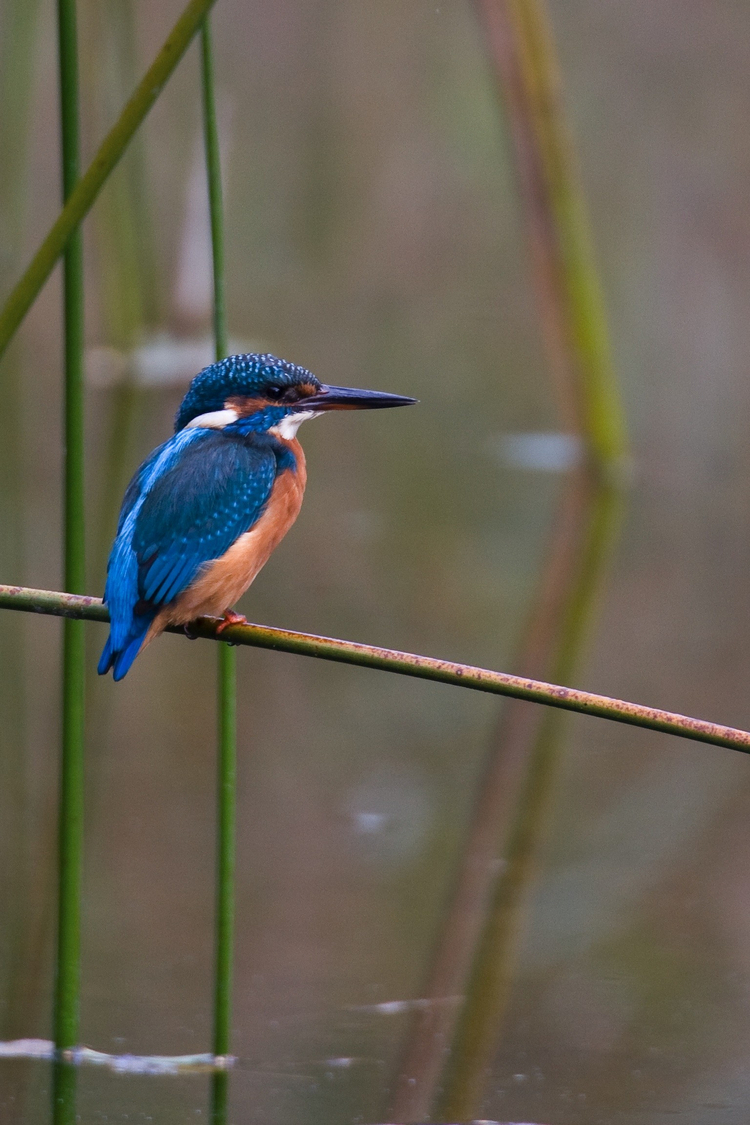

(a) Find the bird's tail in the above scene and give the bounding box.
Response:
[98,614,153,681]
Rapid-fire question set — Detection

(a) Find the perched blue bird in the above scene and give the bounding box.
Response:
[98,353,415,680]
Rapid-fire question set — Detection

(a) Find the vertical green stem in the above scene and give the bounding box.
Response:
[201,19,227,360]
[200,18,236,1116]
[54,0,85,1118]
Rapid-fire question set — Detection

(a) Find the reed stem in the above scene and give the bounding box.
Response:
[1,584,749,757]
[200,19,236,1116]
[476,0,628,475]
[54,0,85,1118]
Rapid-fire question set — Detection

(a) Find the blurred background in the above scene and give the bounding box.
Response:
[2,1,750,1122]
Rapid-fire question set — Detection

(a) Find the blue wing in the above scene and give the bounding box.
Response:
[133,432,277,604]
[99,428,278,680]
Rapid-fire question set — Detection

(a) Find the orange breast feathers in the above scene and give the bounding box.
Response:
[146,439,307,643]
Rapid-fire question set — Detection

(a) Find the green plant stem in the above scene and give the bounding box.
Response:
[200,18,236,1110]
[476,0,628,475]
[52,1057,77,1125]
[201,19,226,360]
[213,642,235,1061]
[1,584,750,756]
[54,5,85,1124]
[0,0,218,363]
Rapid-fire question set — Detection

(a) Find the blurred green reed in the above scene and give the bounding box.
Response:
[436,480,624,1121]
[435,0,629,1110]
[477,0,628,477]
[391,0,628,1118]
[87,0,161,583]
[0,0,219,363]
[0,0,41,1039]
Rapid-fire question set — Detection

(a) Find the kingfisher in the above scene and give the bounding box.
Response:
[98,352,415,680]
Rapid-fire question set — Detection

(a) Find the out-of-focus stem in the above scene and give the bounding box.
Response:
[390,2,629,1118]
[0,0,42,1040]
[389,468,593,1121]
[0,0,219,362]
[478,0,628,476]
[87,0,160,583]
[436,481,622,1121]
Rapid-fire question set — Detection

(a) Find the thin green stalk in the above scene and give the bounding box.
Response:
[200,18,236,1113]
[201,19,227,360]
[0,0,219,363]
[2,584,750,756]
[52,1057,77,1125]
[213,641,236,1055]
[54,0,85,1119]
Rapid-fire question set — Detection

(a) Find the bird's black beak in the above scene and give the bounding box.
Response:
[299,384,417,411]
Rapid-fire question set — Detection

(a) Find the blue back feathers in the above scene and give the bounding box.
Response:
[133,431,278,606]
[99,353,313,680]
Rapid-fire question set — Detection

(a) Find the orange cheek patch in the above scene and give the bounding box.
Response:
[224,395,267,415]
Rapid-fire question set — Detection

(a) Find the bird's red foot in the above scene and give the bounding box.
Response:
[215,610,248,636]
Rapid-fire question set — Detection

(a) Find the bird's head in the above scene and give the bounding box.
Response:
[175,353,415,439]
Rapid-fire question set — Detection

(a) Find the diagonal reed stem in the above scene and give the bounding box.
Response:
[54,0,85,1120]
[1,584,749,756]
[0,0,218,363]
[200,17,236,1120]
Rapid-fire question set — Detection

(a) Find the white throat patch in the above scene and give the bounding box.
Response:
[186,408,239,430]
[269,410,322,440]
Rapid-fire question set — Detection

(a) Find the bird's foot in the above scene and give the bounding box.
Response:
[183,622,199,640]
[216,610,248,638]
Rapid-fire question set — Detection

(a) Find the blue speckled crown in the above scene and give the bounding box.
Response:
[174,353,320,431]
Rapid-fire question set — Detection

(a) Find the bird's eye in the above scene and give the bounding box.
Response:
[266,385,285,400]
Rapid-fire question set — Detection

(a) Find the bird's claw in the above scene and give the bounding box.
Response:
[183,622,199,640]
[216,610,248,638]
